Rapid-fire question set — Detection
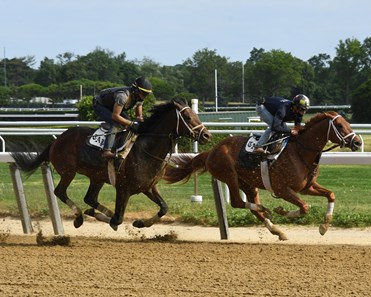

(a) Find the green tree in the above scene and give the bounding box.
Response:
[159,64,188,95]
[223,61,245,103]
[137,57,162,78]
[245,49,308,99]
[308,53,334,104]
[0,86,12,104]
[150,77,175,100]
[360,37,371,82]
[332,38,364,104]
[35,57,60,86]
[5,57,36,87]
[17,83,46,105]
[351,79,371,123]
[78,48,120,82]
[115,53,140,84]
[183,48,229,105]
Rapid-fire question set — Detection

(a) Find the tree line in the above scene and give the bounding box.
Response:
[1,36,371,121]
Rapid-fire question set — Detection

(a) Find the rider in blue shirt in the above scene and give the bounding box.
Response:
[253,94,310,154]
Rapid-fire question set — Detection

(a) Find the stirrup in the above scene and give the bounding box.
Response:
[101,150,116,159]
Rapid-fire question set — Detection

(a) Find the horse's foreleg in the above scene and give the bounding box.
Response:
[109,186,130,231]
[133,185,168,228]
[274,207,302,218]
[300,182,335,236]
[264,218,288,241]
[273,187,310,221]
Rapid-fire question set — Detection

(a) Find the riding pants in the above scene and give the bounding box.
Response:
[256,104,274,147]
[93,101,129,151]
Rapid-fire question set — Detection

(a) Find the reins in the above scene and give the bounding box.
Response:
[295,114,355,153]
[132,104,204,165]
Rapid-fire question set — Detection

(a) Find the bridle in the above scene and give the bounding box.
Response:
[139,105,206,166]
[327,115,357,148]
[176,106,207,142]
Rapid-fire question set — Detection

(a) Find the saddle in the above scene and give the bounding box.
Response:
[238,133,289,170]
[80,123,137,167]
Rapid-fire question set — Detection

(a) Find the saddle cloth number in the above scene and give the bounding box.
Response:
[89,128,106,149]
[245,136,258,152]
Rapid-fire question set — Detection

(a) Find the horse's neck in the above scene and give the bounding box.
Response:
[139,117,176,158]
[297,120,329,151]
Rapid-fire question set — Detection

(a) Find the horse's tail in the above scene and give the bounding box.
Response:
[10,144,51,178]
[163,151,209,184]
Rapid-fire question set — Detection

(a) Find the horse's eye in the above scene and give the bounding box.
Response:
[337,124,343,129]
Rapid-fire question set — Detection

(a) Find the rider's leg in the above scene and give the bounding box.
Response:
[102,125,120,159]
[254,104,274,153]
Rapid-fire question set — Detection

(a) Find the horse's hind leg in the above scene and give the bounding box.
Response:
[54,172,84,228]
[132,184,168,228]
[83,181,114,224]
[239,182,288,241]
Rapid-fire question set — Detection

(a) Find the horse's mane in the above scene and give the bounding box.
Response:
[139,98,188,132]
[302,111,339,131]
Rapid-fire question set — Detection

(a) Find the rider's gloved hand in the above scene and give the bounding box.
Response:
[129,121,140,133]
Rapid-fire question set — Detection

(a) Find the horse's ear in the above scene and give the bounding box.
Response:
[172,98,188,109]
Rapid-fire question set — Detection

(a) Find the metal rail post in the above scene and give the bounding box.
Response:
[9,163,33,234]
[191,99,202,203]
[41,164,64,235]
[211,178,229,240]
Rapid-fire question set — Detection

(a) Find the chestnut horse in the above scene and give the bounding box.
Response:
[11,98,211,231]
[163,112,362,240]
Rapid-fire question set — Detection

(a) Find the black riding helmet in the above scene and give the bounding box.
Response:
[132,77,152,95]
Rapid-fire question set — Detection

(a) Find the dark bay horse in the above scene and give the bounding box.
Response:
[163,112,362,240]
[11,98,211,231]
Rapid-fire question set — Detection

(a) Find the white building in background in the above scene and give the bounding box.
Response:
[29,97,53,104]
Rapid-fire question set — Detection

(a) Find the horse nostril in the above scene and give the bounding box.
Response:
[200,132,211,143]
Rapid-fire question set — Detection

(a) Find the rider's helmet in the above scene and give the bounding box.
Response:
[132,77,152,95]
[292,94,310,111]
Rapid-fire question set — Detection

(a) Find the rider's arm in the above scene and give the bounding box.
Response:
[271,107,290,133]
[135,104,144,122]
[112,104,132,127]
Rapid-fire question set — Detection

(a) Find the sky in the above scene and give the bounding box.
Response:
[1,0,370,68]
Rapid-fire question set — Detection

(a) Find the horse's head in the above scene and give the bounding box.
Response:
[325,112,362,151]
[172,99,212,144]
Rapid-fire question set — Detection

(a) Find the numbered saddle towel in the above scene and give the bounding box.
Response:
[237,134,262,169]
[87,123,111,149]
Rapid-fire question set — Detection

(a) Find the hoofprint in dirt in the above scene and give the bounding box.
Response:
[1,216,370,246]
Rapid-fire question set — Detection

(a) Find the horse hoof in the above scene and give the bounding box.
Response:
[110,223,118,231]
[84,208,95,217]
[74,216,84,228]
[274,206,286,216]
[319,224,328,236]
[278,233,289,241]
[133,220,145,228]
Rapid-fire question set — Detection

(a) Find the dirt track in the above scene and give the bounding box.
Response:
[1,218,371,296]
